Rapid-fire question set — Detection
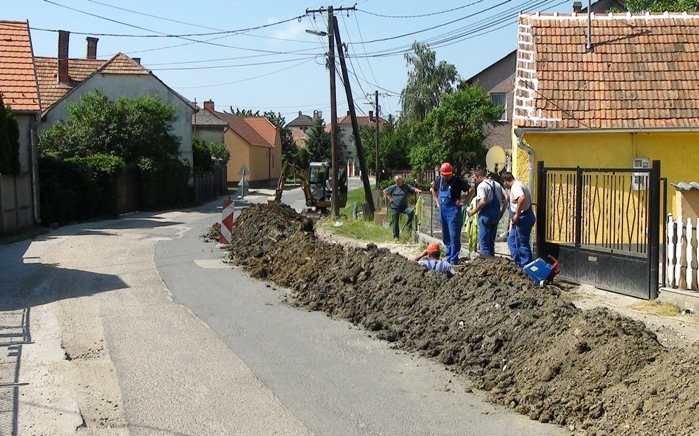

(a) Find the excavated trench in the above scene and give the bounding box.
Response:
[218,202,699,435]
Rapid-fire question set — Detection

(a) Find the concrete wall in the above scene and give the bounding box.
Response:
[224,127,281,187]
[39,74,194,166]
[194,126,224,145]
[0,174,34,236]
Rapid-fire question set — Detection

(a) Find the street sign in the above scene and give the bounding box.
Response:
[238,164,248,176]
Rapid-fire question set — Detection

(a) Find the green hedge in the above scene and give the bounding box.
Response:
[138,157,191,211]
[39,154,125,225]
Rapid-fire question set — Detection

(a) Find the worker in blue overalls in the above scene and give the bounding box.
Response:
[468,168,507,257]
[430,162,473,265]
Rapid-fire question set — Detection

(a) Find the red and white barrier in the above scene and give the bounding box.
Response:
[219,197,235,246]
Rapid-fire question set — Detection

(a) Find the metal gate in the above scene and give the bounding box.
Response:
[536,161,662,299]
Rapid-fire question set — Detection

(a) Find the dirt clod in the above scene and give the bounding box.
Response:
[223,203,699,435]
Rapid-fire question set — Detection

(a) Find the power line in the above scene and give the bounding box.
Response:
[173,58,315,88]
[357,0,486,19]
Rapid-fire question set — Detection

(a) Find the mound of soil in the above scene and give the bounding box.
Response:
[224,203,699,435]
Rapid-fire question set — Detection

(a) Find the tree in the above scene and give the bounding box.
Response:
[39,91,181,163]
[304,116,331,163]
[400,42,458,123]
[0,94,21,175]
[409,84,503,176]
[358,115,411,173]
[626,0,699,11]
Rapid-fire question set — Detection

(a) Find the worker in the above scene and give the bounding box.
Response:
[430,162,473,265]
[467,168,507,257]
[413,242,458,276]
[501,171,535,266]
[384,175,422,240]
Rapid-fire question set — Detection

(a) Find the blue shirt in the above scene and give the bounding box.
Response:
[384,183,417,208]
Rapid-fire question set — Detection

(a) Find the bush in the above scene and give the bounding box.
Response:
[192,138,213,173]
[39,154,124,225]
[138,157,191,211]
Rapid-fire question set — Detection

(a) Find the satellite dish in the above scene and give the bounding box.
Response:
[486,146,507,174]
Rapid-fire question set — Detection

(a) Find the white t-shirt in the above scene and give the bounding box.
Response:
[476,179,505,206]
[509,180,531,213]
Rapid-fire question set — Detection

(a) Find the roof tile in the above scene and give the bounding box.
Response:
[0,21,40,111]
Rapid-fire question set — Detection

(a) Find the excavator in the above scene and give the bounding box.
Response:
[273,161,347,214]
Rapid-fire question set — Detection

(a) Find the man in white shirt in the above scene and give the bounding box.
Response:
[467,168,507,257]
[501,171,535,266]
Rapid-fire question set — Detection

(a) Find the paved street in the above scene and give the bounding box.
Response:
[0,189,563,435]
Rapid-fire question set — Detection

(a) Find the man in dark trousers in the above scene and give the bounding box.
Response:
[430,162,473,265]
[383,175,422,240]
[501,171,535,266]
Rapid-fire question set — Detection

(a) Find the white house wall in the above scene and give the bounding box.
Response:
[39,74,194,165]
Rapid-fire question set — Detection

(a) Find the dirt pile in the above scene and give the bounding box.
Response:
[224,203,699,435]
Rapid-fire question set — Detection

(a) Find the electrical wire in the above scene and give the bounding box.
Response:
[173,58,315,88]
[357,0,486,19]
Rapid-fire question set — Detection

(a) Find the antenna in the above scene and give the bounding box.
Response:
[486,146,508,174]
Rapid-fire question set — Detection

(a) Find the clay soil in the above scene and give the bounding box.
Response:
[221,203,699,436]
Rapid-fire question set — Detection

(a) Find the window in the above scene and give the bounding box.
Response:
[490,93,507,122]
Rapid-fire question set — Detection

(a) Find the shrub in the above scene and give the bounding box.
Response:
[138,157,191,211]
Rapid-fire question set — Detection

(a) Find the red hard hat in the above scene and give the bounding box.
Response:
[439,162,453,176]
[427,242,440,253]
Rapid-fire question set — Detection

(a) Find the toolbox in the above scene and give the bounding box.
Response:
[523,256,560,287]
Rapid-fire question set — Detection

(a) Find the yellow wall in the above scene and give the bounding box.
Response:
[224,128,282,185]
[513,131,699,217]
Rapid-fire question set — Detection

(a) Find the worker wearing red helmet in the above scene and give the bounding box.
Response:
[429,162,474,265]
[413,242,457,276]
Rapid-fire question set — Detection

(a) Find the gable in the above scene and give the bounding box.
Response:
[212,111,274,148]
[0,21,40,112]
[514,12,699,130]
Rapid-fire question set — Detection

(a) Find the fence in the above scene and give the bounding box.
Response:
[193,163,227,204]
[0,174,35,237]
[666,214,699,291]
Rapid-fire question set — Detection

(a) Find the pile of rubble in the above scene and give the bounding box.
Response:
[221,203,699,435]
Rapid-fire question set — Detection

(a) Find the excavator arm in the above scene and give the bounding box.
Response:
[274,162,314,207]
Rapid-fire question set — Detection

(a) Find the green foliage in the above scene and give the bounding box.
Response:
[400,42,458,123]
[192,138,213,173]
[0,96,21,175]
[39,90,181,163]
[305,116,331,162]
[208,142,230,164]
[409,84,502,176]
[358,115,413,173]
[626,0,699,10]
[39,154,124,225]
[138,157,191,211]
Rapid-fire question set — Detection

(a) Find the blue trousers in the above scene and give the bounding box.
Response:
[508,208,535,266]
[439,202,462,264]
[478,216,498,256]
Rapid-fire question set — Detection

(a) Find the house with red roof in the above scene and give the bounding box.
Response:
[34,31,196,166]
[512,11,699,213]
[0,20,41,235]
[202,100,281,187]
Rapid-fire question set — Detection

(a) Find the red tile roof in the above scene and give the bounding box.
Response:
[34,53,149,112]
[212,111,275,148]
[0,21,40,112]
[514,12,699,129]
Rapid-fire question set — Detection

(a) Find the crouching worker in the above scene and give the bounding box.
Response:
[413,242,460,277]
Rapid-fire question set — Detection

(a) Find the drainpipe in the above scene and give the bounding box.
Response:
[515,128,535,195]
[29,114,41,224]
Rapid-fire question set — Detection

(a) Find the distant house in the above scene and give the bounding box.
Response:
[0,20,41,236]
[203,100,281,188]
[34,31,196,166]
[465,0,626,156]
[328,110,381,176]
[192,105,227,145]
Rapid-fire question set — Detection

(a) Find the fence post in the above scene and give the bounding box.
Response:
[574,167,583,247]
[536,161,546,258]
[666,213,675,288]
[648,160,661,298]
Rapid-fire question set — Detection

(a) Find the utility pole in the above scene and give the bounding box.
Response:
[306,5,357,218]
[375,90,380,191]
[332,14,374,214]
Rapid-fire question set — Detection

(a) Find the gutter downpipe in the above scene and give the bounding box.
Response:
[29,114,41,224]
[515,128,535,195]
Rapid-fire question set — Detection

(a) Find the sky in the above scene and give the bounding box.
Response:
[5,0,582,123]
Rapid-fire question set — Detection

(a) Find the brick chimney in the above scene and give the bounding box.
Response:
[132,57,141,65]
[203,100,214,111]
[369,110,374,121]
[573,1,583,13]
[86,37,98,59]
[58,30,70,84]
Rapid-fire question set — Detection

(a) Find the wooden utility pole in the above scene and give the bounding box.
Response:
[375,90,380,190]
[327,7,339,217]
[332,15,374,214]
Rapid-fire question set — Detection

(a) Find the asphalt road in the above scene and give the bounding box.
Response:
[1,182,564,434]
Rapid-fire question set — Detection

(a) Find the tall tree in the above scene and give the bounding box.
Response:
[400,42,458,123]
[304,116,331,163]
[626,0,699,10]
[357,115,411,172]
[409,84,502,175]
